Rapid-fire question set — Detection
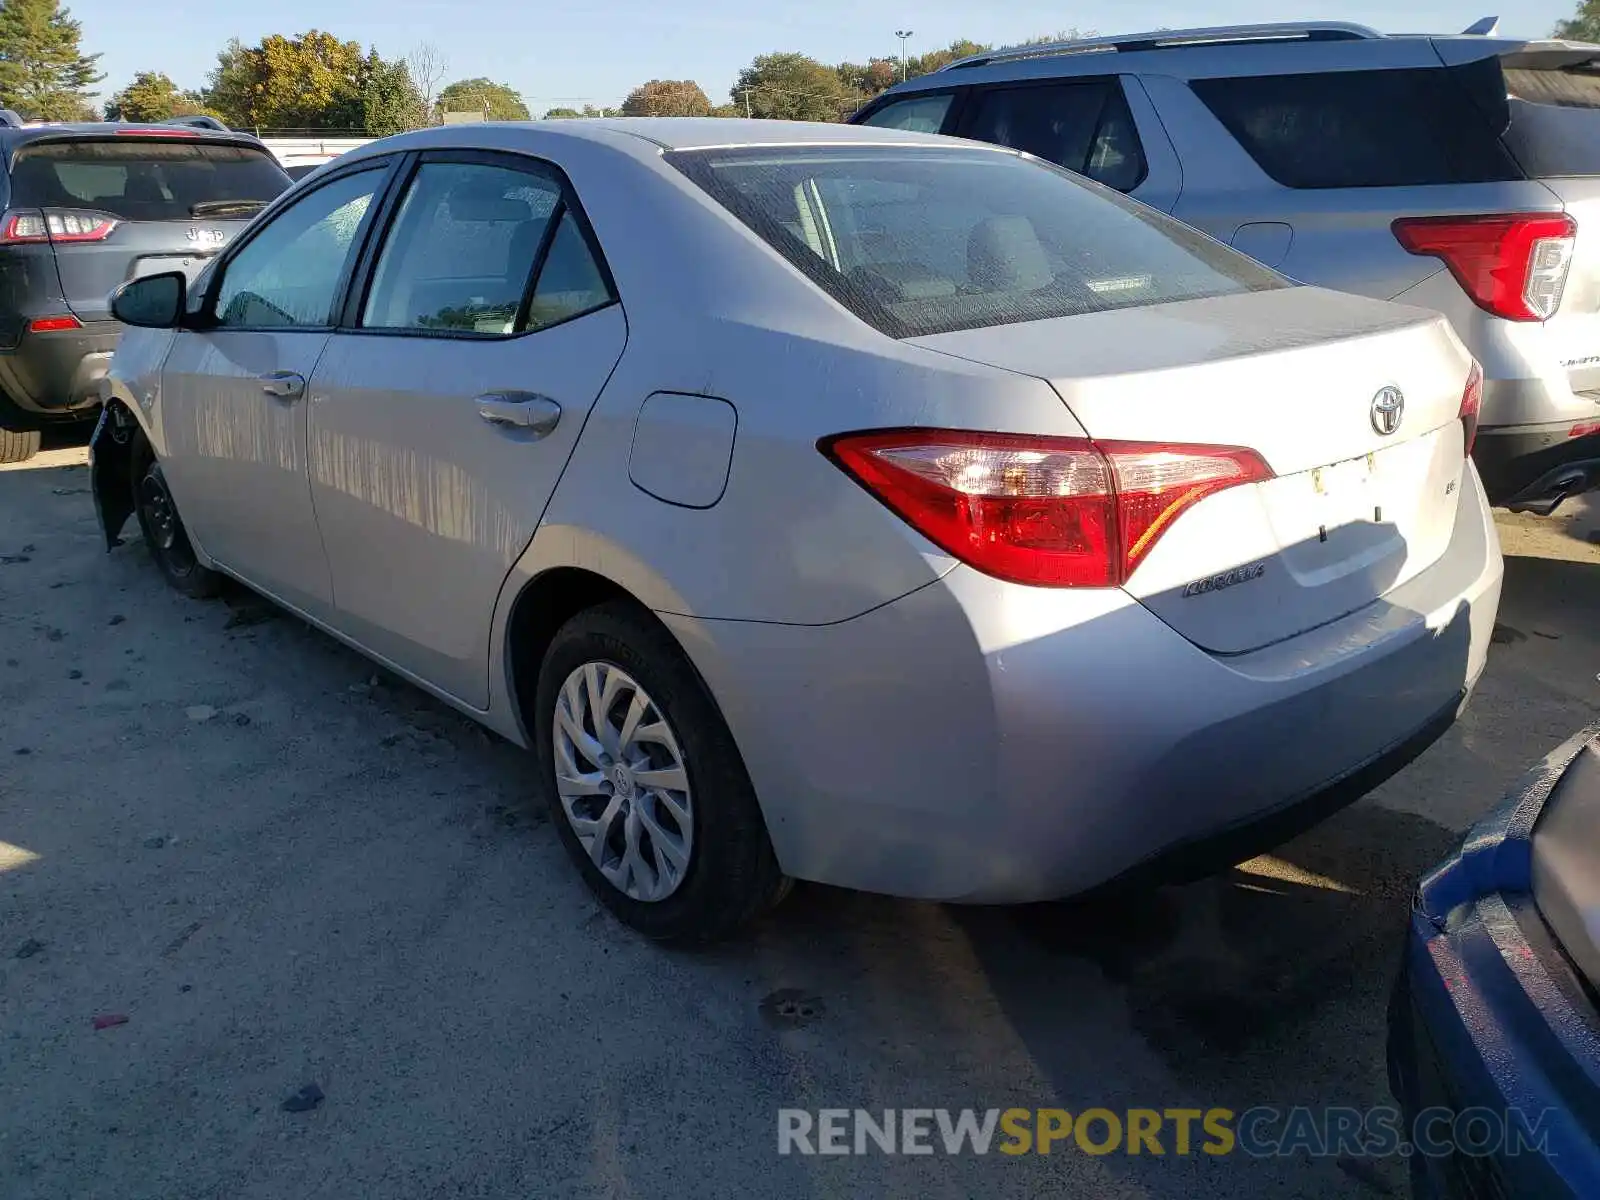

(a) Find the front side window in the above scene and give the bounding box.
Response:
[213,168,382,329]
[961,82,1147,192]
[360,159,613,335]
[671,145,1285,339]
[1192,65,1522,189]
[858,94,955,134]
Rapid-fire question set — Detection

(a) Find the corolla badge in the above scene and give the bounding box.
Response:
[1182,562,1266,599]
[1370,386,1405,436]
[185,228,226,249]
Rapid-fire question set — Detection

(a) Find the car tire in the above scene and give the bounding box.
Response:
[0,426,40,464]
[535,600,789,944]
[130,434,222,599]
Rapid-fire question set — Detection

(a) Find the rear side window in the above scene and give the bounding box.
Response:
[961,81,1146,192]
[858,94,954,134]
[1192,66,1523,189]
[670,145,1286,339]
[10,139,289,221]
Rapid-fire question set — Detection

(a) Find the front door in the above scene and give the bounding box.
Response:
[306,154,627,706]
[158,166,391,615]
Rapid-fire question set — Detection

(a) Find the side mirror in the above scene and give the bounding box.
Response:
[111,271,187,329]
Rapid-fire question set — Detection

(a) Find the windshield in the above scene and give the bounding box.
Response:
[669,145,1287,338]
[10,139,290,221]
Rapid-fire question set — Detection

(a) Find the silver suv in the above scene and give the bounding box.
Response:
[853,19,1600,513]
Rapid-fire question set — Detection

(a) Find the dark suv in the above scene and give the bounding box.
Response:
[0,113,290,462]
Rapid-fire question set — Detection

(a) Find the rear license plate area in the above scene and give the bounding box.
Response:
[128,255,210,283]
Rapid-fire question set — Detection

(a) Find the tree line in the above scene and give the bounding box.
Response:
[0,0,1093,133]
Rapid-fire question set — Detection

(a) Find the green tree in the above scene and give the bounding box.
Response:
[620,78,710,117]
[437,77,528,121]
[732,52,856,122]
[1556,0,1600,39]
[104,71,217,122]
[542,106,582,119]
[836,58,898,98]
[359,51,425,135]
[0,0,102,121]
[206,31,367,129]
[905,38,990,78]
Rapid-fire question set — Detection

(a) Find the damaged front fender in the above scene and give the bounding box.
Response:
[90,402,138,551]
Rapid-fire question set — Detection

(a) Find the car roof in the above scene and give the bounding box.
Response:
[365,117,962,155]
[870,19,1588,97]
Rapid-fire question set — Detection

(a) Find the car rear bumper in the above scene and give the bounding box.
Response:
[667,464,1503,902]
[1388,729,1600,1200]
[0,322,119,429]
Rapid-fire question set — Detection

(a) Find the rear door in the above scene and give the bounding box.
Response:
[307,151,626,707]
[8,135,289,322]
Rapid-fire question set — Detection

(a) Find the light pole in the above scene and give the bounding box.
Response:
[895,30,914,81]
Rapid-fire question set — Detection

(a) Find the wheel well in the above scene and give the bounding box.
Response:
[505,567,646,734]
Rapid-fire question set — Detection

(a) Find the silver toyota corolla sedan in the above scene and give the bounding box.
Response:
[91,119,1503,942]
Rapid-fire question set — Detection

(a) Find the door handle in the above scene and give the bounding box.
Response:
[476,392,562,438]
[259,371,305,400]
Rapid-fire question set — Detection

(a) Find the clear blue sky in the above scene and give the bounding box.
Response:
[67,0,1574,113]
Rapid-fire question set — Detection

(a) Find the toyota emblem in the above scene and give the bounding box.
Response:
[1370,386,1405,436]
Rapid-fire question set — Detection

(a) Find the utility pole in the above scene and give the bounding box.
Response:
[739,88,752,118]
[895,30,915,81]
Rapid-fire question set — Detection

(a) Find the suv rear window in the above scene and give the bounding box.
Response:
[10,139,289,221]
[1192,64,1523,189]
[669,145,1286,339]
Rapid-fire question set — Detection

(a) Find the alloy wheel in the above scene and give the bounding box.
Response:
[552,661,694,902]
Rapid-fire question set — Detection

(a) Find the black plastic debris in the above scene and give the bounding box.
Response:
[280,1083,325,1113]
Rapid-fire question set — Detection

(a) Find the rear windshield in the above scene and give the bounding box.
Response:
[1192,63,1523,189]
[10,139,290,221]
[1505,64,1600,176]
[669,145,1287,338]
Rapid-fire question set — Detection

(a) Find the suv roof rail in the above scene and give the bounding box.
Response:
[0,109,24,128]
[940,21,1386,71]
[162,114,229,131]
[1461,16,1501,36]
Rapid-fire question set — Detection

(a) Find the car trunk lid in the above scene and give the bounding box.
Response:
[907,286,1474,654]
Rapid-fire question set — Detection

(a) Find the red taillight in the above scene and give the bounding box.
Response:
[0,208,119,244]
[114,128,198,137]
[1460,360,1484,457]
[1393,214,1576,322]
[28,315,82,333]
[822,429,1274,588]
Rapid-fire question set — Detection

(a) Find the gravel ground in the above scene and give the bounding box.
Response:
[3,441,1598,1199]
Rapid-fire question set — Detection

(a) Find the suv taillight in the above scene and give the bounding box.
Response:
[1460,360,1484,457]
[1393,214,1576,322]
[0,207,119,245]
[822,429,1274,588]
